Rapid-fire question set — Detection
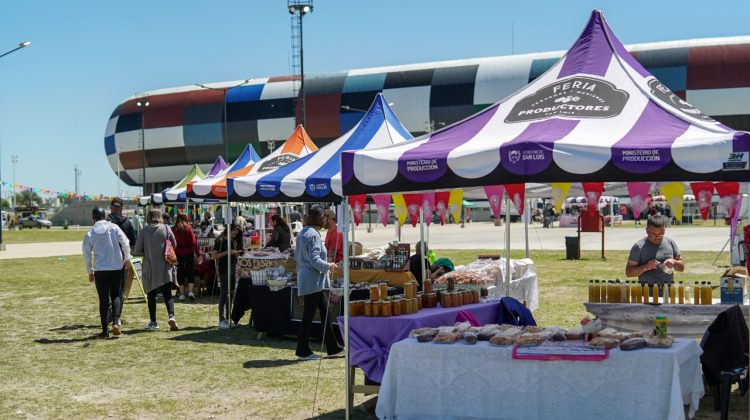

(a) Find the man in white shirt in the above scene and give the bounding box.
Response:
[82,208,132,338]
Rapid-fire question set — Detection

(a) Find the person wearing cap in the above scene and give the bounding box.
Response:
[295,205,343,360]
[107,197,137,301]
[83,207,132,338]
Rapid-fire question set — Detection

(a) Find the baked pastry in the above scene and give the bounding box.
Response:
[523,326,546,334]
[646,335,674,348]
[565,327,584,340]
[489,328,522,346]
[627,330,654,339]
[595,328,619,337]
[417,331,438,342]
[514,333,548,347]
[462,331,478,344]
[433,332,461,344]
[477,325,502,341]
[409,327,437,338]
[586,337,620,349]
[453,322,472,333]
[619,337,647,351]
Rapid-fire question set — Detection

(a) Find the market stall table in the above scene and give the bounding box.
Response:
[377,338,704,420]
[585,302,750,338]
[338,301,501,383]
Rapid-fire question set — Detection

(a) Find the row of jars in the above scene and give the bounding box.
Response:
[588,279,715,305]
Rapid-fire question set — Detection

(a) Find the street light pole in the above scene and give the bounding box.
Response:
[0,40,32,251]
[136,98,150,196]
[288,1,313,126]
[11,155,17,209]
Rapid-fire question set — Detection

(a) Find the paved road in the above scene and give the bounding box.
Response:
[0,221,736,260]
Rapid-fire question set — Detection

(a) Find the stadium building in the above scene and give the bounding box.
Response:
[104,36,750,193]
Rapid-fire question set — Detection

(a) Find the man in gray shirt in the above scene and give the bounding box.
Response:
[626,215,684,285]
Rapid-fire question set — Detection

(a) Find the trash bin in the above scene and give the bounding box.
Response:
[565,236,580,260]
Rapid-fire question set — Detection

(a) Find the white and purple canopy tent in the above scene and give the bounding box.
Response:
[227,93,413,203]
[337,10,750,417]
[163,158,225,203]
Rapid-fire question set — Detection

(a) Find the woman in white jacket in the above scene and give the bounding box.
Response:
[82,207,132,338]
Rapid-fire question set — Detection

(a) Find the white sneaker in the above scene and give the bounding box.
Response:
[298,353,322,361]
[218,320,230,330]
[178,295,186,301]
[168,317,180,331]
[188,293,196,301]
[144,322,159,331]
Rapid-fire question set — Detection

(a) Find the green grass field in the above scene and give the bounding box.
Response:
[0,250,745,418]
[2,229,88,244]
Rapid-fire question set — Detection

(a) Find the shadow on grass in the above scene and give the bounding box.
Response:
[35,335,99,344]
[169,327,297,350]
[306,397,377,419]
[48,324,100,331]
[242,359,299,369]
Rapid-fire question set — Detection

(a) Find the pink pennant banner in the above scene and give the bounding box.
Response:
[434,192,450,225]
[731,196,744,245]
[483,185,505,219]
[403,193,422,227]
[582,182,604,216]
[421,193,435,226]
[371,194,392,227]
[690,182,715,220]
[627,182,652,220]
[715,181,740,219]
[504,184,525,215]
[348,194,367,226]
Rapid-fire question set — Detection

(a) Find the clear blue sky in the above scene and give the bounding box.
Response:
[1,0,748,198]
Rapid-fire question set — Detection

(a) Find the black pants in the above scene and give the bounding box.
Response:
[146,283,175,323]
[218,271,236,322]
[296,291,342,357]
[230,278,252,324]
[95,270,123,332]
[176,254,194,285]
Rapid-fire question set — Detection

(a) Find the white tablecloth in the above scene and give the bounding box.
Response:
[376,338,704,420]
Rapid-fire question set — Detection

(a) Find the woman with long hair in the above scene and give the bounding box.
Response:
[133,209,180,331]
[267,214,291,251]
[212,224,243,329]
[173,213,200,301]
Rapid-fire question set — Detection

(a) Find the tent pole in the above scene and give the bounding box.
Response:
[610,200,614,231]
[225,202,233,329]
[419,207,426,287]
[504,192,511,297]
[342,196,351,420]
[524,198,529,259]
[350,205,355,248]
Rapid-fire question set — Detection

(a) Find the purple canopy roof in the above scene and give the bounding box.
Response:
[341,10,750,196]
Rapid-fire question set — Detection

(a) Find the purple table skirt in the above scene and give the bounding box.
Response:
[337,301,501,383]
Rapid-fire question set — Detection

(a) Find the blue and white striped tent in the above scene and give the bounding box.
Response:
[228,93,413,202]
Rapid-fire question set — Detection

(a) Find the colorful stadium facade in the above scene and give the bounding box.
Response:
[104,36,750,193]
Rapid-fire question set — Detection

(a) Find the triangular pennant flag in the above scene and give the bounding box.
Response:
[715,182,740,219]
[371,194,392,227]
[483,185,505,219]
[504,184,525,215]
[660,182,685,221]
[421,193,435,226]
[434,192,450,225]
[627,182,652,220]
[448,189,464,224]
[690,182,715,220]
[348,195,366,226]
[392,194,408,226]
[731,196,744,245]
[403,193,422,227]
[551,182,572,215]
[582,182,604,215]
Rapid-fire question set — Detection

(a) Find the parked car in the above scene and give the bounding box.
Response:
[20,216,52,229]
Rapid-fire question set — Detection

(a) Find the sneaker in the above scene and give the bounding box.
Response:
[112,324,122,337]
[144,322,159,331]
[297,353,322,361]
[218,320,230,330]
[178,294,186,301]
[188,293,196,301]
[168,317,180,331]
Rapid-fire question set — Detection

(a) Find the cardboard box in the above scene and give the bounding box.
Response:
[720,267,748,305]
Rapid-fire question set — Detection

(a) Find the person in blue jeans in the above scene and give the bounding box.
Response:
[295,206,344,360]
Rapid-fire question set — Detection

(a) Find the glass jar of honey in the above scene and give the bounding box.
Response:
[441,292,451,308]
[392,300,402,316]
[349,301,359,317]
[372,301,382,317]
[424,278,433,294]
[378,283,388,302]
[404,281,414,299]
[400,298,409,314]
[428,293,438,308]
[363,300,372,317]
[411,298,419,313]
[381,301,392,317]
[416,294,423,310]
[472,289,480,304]
[369,284,380,302]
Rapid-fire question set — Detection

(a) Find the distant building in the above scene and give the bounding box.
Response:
[104,36,750,193]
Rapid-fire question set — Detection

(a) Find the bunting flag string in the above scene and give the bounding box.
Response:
[0,179,141,202]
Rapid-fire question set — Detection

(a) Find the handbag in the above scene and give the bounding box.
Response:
[163,225,178,266]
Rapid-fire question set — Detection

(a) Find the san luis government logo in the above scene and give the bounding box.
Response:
[505,76,629,123]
